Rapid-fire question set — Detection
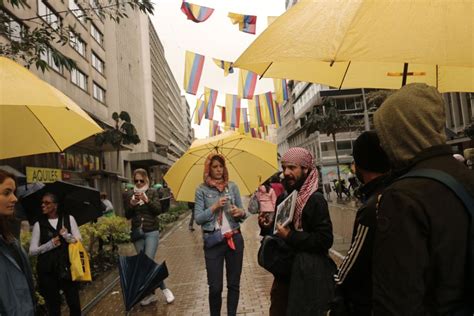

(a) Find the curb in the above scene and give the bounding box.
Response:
[82,213,192,315]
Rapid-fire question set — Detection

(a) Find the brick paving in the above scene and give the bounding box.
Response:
[88,214,274,315]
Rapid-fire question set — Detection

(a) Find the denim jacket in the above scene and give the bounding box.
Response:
[194,181,248,231]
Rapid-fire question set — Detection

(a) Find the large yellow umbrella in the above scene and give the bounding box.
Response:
[164,131,279,202]
[0,57,103,159]
[235,0,474,92]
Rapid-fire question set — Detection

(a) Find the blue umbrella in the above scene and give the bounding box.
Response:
[118,251,169,311]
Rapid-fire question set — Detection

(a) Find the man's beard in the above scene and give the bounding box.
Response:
[282,172,308,193]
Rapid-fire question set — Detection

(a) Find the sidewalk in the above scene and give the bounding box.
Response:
[87,214,274,315]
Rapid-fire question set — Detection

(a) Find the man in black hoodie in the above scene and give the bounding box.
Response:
[372,83,474,315]
[333,131,391,315]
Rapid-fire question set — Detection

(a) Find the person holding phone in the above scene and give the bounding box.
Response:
[125,168,175,305]
[194,153,247,316]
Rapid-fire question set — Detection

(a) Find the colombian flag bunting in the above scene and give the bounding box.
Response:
[209,120,220,136]
[228,13,257,34]
[194,98,206,125]
[250,127,257,138]
[261,92,276,125]
[181,1,214,23]
[254,96,266,131]
[275,101,282,127]
[184,51,205,95]
[238,69,257,100]
[273,79,289,103]
[204,87,218,120]
[219,106,226,123]
[225,94,241,128]
[213,59,234,76]
[242,108,250,133]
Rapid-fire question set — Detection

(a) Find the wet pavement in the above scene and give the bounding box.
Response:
[88,214,274,315]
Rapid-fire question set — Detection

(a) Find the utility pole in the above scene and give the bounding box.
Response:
[361,88,370,131]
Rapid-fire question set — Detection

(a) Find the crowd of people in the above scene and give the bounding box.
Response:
[1,83,473,316]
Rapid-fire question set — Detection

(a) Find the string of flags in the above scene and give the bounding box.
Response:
[178,1,287,138]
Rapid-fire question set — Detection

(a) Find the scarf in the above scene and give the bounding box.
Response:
[281,147,319,231]
[132,184,149,206]
[203,153,229,192]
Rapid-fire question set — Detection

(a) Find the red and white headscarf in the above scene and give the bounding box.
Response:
[281,147,319,231]
[203,153,229,192]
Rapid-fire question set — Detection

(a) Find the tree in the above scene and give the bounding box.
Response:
[365,89,394,111]
[95,111,140,170]
[0,0,154,71]
[305,98,354,198]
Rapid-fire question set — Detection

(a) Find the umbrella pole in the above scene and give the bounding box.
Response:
[401,63,409,86]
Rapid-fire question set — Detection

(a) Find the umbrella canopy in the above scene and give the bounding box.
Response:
[164,131,279,202]
[20,181,104,226]
[234,0,474,92]
[118,252,169,311]
[0,57,103,159]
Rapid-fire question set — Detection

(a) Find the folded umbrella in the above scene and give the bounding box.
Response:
[118,252,169,311]
[20,181,104,226]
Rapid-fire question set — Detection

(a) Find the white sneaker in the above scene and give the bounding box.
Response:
[140,294,158,306]
[162,288,175,304]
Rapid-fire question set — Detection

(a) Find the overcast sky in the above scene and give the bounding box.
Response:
[149,0,286,138]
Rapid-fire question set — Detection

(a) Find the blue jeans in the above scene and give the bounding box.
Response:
[133,229,166,290]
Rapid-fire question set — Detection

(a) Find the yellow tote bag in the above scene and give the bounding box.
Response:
[69,241,92,282]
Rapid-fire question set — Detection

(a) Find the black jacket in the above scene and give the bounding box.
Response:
[335,175,389,315]
[373,145,474,315]
[125,188,163,232]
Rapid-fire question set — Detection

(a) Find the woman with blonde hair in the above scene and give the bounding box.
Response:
[125,168,175,305]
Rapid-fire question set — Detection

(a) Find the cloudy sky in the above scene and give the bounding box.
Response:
[149,0,286,138]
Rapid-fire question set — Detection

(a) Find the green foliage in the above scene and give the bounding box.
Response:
[79,216,130,253]
[95,111,140,148]
[305,98,354,137]
[1,0,154,71]
[365,89,394,111]
[158,202,189,231]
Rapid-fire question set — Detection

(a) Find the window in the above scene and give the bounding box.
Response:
[93,82,105,103]
[90,0,101,17]
[69,32,86,57]
[1,10,25,42]
[91,52,104,74]
[69,0,86,24]
[40,47,62,73]
[38,0,59,30]
[71,68,87,91]
[336,140,352,151]
[91,23,103,45]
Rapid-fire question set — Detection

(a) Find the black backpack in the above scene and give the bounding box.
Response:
[397,169,474,313]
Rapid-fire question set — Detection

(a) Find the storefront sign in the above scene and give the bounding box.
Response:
[26,167,62,183]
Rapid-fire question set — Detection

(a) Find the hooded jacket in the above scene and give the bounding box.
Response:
[373,83,474,315]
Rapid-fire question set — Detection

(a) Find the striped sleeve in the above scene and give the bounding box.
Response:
[334,223,369,284]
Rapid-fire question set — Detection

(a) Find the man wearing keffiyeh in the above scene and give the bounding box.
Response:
[261,147,335,316]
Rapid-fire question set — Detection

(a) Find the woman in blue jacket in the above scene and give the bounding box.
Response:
[0,169,35,316]
[194,153,247,316]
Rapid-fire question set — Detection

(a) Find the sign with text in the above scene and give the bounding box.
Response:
[26,167,62,183]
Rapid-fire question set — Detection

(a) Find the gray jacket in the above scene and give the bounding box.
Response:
[0,238,35,316]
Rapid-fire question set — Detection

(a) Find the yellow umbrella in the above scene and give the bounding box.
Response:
[0,57,103,159]
[164,131,279,202]
[235,0,474,92]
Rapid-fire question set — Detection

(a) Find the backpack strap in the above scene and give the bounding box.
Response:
[397,169,474,213]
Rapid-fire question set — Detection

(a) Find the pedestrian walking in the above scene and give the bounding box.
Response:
[125,169,175,306]
[260,147,335,316]
[0,170,35,316]
[372,83,474,315]
[331,131,391,315]
[100,192,115,217]
[29,192,82,316]
[194,153,247,316]
[256,180,277,235]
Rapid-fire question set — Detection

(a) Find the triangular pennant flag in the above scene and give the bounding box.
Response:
[181,1,214,23]
[204,87,218,120]
[184,51,205,95]
[194,98,206,125]
[273,79,289,103]
[225,94,241,128]
[238,69,257,99]
[213,58,234,76]
[228,13,257,34]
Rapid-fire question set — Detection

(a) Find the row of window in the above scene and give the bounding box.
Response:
[71,67,106,103]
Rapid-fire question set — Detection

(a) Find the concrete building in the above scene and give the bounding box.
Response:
[0,2,193,214]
